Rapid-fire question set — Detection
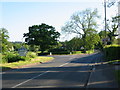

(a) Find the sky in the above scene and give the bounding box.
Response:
[0,0,118,42]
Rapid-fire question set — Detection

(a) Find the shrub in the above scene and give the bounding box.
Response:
[2,52,25,63]
[26,52,37,58]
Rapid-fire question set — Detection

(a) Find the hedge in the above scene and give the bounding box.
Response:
[104,45,120,61]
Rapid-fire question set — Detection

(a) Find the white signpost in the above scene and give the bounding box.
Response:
[18,46,27,56]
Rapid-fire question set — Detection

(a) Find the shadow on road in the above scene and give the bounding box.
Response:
[2,52,118,88]
[70,52,104,64]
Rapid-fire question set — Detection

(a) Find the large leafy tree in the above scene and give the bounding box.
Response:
[65,37,83,51]
[61,8,100,51]
[23,23,60,53]
[0,28,10,53]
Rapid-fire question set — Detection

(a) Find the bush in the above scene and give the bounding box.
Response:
[26,52,37,58]
[2,52,25,63]
[104,45,120,61]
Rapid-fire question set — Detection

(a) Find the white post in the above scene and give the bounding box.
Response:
[50,52,52,55]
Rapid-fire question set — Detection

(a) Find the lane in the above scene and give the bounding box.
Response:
[2,53,103,88]
[2,54,87,88]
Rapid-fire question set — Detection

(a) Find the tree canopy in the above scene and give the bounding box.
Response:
[0,28,10,53]
[61,8,100,51]
[23,23,60,53]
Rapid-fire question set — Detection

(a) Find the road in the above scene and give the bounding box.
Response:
[2,52,105,88]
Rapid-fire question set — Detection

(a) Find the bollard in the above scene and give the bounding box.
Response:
[50,52,52,55]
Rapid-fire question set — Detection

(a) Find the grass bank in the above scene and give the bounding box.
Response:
[1,56,54,71]
[72,50,94,55]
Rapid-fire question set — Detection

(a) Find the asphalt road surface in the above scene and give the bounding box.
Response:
[2,52,104,88]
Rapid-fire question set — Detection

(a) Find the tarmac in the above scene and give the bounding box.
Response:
[86,63,119,88]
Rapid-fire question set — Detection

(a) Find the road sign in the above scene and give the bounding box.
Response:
[18,46,27,56]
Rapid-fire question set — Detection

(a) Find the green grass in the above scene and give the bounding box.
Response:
[86,50,94,54]
[72,51,82,54]
[72,50,94,55]
[107,60,120,64]
[1,56,54,71]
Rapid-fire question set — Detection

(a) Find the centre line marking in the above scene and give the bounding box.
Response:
[12,62,69,88]
[11,70,49,88]
[59,63,69,67]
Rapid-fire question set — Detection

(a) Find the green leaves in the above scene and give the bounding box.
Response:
[24,23,60,52]
[61,8,100,51]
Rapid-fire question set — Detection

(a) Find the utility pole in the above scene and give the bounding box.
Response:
[104,0,107,38]
[118,1,120,44]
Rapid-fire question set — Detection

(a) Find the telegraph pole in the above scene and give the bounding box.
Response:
[104,0,107,38]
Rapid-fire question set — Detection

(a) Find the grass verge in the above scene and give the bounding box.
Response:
[107,60,120,64]
[1,56,54,71]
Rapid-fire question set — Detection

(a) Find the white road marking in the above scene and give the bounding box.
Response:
[11,70,49,88]
[11,62,69,88]
[59,63,69,67]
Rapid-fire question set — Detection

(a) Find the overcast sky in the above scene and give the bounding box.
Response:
[0,0,118,42]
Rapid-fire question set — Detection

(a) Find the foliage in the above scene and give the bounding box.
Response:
[99,15,119,45]
[104,45,120,61]
[61,37,83,51]
[26,52,37,58]
[61,8,100,51]
[12,42,22,51]
[28,45,40,52]
[1,51,38,63]
[2,52,25,63]
[23,23,60,53]
[85,34,100,50]
[106,16,118,45]
[0,28,10,53]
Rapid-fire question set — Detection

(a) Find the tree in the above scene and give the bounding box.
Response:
[0,28,10,53]
[85,33,100,50]
[101,15,120,45]
[61,8,100,51]
[67,37,83,51]
[23,23,60,53]
[106,16,119,44]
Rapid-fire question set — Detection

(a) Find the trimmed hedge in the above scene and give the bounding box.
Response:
[104,45,120,61]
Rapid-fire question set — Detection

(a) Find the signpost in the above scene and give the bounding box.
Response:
[18,46,27,56]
